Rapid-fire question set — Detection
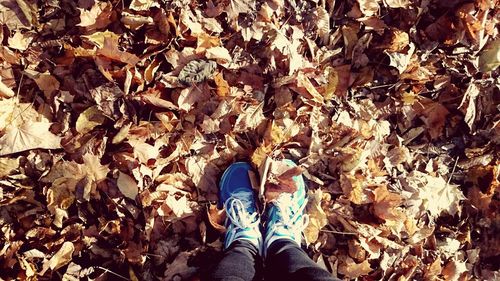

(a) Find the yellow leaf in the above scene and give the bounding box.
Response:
[82,31,120,48]
[76,105,106,134]
[324,67,339,101]
[214,72,230,97]
[297,72,323,103]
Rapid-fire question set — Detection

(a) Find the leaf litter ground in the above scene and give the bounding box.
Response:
[0,0,499,280]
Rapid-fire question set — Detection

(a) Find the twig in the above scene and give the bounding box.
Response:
[446,156,459,187]
[320,229,357,235]
[94,266,130,280]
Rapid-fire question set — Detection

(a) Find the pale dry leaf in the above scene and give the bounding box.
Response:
[117,171,139,200]
[185,156,220,201]
[77,2,110,27]
[315,7,330,44]
[48,241,74,270]
[403,171,465,220]
[0,78,15,98]
[385,43,415,74]
[97,37,140,65]
[357,0,380,16]
[0,157,19,178]
[121,12,154,30]
[458,82,480,131]
[384,0,411,8]
[76,105,106,134]
[205,46,232,64]
[233,102,266,132]
[0,122,61,156]
[82,31,120,48]
[82,154,109,182]
[128,139,160,164]
[225,0,256,20]
[338,256,372,278]
[164,195,194,219]
[304,189,328,244]
[0,0,31,30]
[7,31,34,51]
[129,0,158,11]
[296,72,323,103]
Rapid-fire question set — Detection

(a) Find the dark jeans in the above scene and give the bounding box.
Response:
[208,239,339,281]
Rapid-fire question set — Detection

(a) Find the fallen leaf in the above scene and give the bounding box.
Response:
[48,241,74,270]
[76,105,106,134]
[479,37,500,72]
[304,189,328,244]
[0,122,61,156]
[0,77,15,98]
[357,0,380,16]
[403,172,465,220]
[233,102,266,132]
[97,37,140,65]
[0,157,18,178]
[117,171,139,200]
[205,46,232,64]
[338,256,373,278]
[384,0,411,8]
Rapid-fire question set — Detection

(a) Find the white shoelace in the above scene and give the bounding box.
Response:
[223,191,259,244]
[270,193,310,234]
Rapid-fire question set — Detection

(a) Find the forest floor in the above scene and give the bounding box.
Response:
[0,0,499,280]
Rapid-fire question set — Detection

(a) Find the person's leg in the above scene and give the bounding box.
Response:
[263,159,338,281]
[208,162,263,281]
[265,238,339,281]
[209,240,262,281]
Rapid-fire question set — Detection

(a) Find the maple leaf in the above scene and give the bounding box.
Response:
[0,122,61,156]
[403,172,465,220]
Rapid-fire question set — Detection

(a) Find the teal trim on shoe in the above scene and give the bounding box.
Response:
[219,162,263,252]
[264,159,309,255]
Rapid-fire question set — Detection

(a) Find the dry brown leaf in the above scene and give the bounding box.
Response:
[338,256,372,278]
[233,102,266,132]
[77,1,112,29]
[97,37,140,66]
[442,259,467,281]
[264,159,304,201]
[214,72,230,97]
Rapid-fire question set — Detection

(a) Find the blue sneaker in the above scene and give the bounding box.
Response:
[264,159,309,254]
[219,162,263,251]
